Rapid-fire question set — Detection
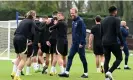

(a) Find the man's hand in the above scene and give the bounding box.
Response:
[54,20,58,25]
[79,44,83,48]
[125,26,129,30]
[88,44,92,50]
[46,41,51,47]
[38,43,41,48]
[27,41,32,45]
[120,46,124,50]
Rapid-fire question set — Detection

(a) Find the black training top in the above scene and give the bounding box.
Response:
[101,15,124,46]
[50,20,67,42]
[14,19,37,40]
[40,22,50,42]
[49,19,57,40]
[91,24,102,46]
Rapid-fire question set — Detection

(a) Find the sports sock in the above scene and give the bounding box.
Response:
[65,71,69,74]
[26,67,30,74]
[42,63,46,67]
[101,62,104,66]
[124,65,128,68]
[12,64,17,73]
[16,69,21,77]
[97,68,100,72]
[60,66,64,74]
[84,73,88,76]
[50,66,55,73]
[64,67,66,72]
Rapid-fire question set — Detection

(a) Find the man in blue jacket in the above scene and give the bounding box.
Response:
[118,21,131,70]
[59,8,88,78]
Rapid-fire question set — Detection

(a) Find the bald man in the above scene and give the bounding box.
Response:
[59,8,88,78]
[117,21,131,70]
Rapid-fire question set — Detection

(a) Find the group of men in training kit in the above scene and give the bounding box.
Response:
[11,5,131,80]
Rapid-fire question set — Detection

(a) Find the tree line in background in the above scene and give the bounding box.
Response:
[0,1,133,21]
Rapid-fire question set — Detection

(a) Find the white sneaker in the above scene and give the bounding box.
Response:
[106,72,114,80]
[105,78,110,80]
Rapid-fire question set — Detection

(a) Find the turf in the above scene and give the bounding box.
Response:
[0,52,133,80]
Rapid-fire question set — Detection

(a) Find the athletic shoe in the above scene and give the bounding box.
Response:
[81,74,88,78]
[42,66,48,74]
[50,72,57,76]
[11,72,15,79]
[101,66,104,73]
[14,76,22,80]
[21,71,24,76]
[58,73,69,78]
[124,67,131,70]
[106,72,113,80]
[105,76,110,80]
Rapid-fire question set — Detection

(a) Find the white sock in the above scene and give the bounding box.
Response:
[64,67,66,72]
[42,63,46,67]
[84,73,88,76]
[50,66,55,73]
[60,66,64,73]
[26,67,30,74]
[101,62,104,66]
[16,69,21,77]
[65,71,69,74]
[124,65,128,67]
[97,68,100,72]
[12,64,17,73]
[33,63,38,70]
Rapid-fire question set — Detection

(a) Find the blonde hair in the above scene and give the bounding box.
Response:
[70,8,78,13]
[121,21,126,26]
[26,10,36,19]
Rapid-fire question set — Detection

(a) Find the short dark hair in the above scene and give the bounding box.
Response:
[58,12,65,16]
[42,15,48,19]
[53,11,58,15]
[95,15,101,22]
[108,6,117,13]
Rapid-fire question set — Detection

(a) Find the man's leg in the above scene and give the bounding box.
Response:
[26,57,32,75]
[100,54,104,73]
[50,53,57,75]
[58,44,77,77]
[105,44,122,80]
[11,55,21,79]
[78,45,88,78]
[109,44,123,73]
[32,43,39,71]
[103,45,111,73]
[123,44,131,69]
[14,53,27,80]
[42,53,50,74]
[95,55,100,72]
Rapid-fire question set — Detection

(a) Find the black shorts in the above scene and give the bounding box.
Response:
[56,39,68,56]
[49,39,56,54]
[32,43,39,56]
[27,44,33,57]
[93,45,104,55]
[13,35,27,54]
[41,42,50,53]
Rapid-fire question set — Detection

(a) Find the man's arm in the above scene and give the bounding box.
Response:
[32,21,45,32]
[88,34,94,49]
[121,27,129,37]
[116,18,124,46]
[79,20,86,46]
[49,20,59,31]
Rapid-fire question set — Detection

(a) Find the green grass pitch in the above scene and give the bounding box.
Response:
[0,51,133,80]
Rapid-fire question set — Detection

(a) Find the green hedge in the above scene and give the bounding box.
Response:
[0,8,26,20]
